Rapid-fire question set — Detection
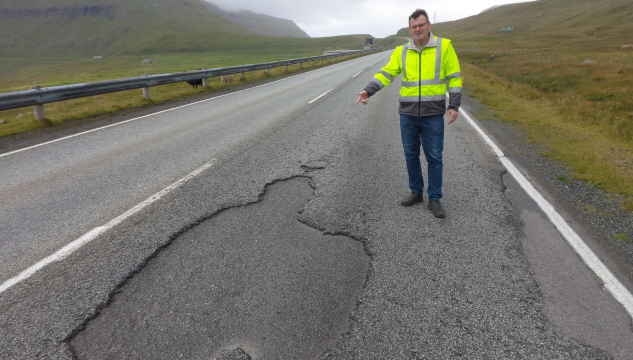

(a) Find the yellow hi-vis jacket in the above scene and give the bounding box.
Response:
[364,32,462,117]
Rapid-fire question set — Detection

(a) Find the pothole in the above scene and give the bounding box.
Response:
[69,177,369,359]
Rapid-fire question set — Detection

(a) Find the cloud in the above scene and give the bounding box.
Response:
[202,0,536,38]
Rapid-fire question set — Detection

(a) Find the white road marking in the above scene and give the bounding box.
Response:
[461,107,633,319]
[353,70,363,78]
[0,160,214,295]
[308,89,333,104]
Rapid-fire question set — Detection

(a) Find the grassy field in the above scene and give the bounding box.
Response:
[0,49,356,91]
[436,0,633,210]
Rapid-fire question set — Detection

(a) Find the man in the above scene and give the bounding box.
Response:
[355,9,462,218]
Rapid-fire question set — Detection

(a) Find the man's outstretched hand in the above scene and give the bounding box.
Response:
[355,90,369,105]
[446,109,458,124]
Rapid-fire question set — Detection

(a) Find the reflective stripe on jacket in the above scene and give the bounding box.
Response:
[364,32,462,117]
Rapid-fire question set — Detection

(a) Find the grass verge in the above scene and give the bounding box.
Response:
[614,233,632,243]
[462,61,633,210]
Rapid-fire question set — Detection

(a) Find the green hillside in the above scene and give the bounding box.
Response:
[0,0,252,57]
[397,0,633,51]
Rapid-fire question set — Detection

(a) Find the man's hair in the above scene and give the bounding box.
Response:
[409,9,429,24]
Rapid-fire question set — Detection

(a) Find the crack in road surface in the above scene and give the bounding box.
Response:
[69,176,369,359]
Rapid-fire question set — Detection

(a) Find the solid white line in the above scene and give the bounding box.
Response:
[461,109,504,158]
[308,89,333,104]
[352,70,363,78]
[461,107,633,319]
[0,160,214,295]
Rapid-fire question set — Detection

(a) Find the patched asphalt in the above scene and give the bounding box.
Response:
[71,177,369,359]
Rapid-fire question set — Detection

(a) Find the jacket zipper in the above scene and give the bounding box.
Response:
[418,51,422,118]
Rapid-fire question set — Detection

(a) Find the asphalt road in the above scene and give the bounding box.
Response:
[0,52,632,359]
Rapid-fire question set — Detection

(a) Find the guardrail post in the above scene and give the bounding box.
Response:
[300,62,303,69]
[266,68,270,74]
[320,59,323,65]
[34,104,45,122]
[285,65,289,71]
[142,87,151,100]
[31,86,45,122]
[202,78,208,87]
[241,72,246,80]
[311,61,314,67]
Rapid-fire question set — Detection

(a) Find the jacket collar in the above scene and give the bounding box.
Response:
[406,31,437,53]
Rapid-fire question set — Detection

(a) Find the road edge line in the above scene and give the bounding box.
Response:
[460,107,633,319]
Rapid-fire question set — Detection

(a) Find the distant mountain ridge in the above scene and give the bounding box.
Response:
[0,0,253,56]
[200,1,310,38]
[0,0,311,57]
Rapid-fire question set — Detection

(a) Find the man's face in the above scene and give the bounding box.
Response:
[409,15,431,43]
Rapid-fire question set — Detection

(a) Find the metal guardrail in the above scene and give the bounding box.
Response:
[0,50,376,119]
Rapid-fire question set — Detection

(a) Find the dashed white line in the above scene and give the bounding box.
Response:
[0,160,214,295]
[308,89,333,104]
[461,107,633,320]
[353,70,363,78]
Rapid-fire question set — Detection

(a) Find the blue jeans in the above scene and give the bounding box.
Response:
[399,114,445,201]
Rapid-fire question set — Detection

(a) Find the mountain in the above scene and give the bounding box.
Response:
[201,1,310,38]
[0,0,395,61]
[395,0,633,50]
[0,0,251,56]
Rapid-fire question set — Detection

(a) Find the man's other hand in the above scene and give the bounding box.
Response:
[355,90,369,105]
[446,109,458,124]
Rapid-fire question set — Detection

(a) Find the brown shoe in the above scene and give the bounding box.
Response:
[400,192,423,206]
[427,200,446,218]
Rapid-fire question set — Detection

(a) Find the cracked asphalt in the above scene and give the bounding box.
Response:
[1,52,632,359]
[71,176,369,359]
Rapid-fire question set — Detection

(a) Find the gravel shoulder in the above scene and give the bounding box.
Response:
[460,87,633,292]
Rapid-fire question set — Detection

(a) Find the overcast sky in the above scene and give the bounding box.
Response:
[204,0,537,38]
